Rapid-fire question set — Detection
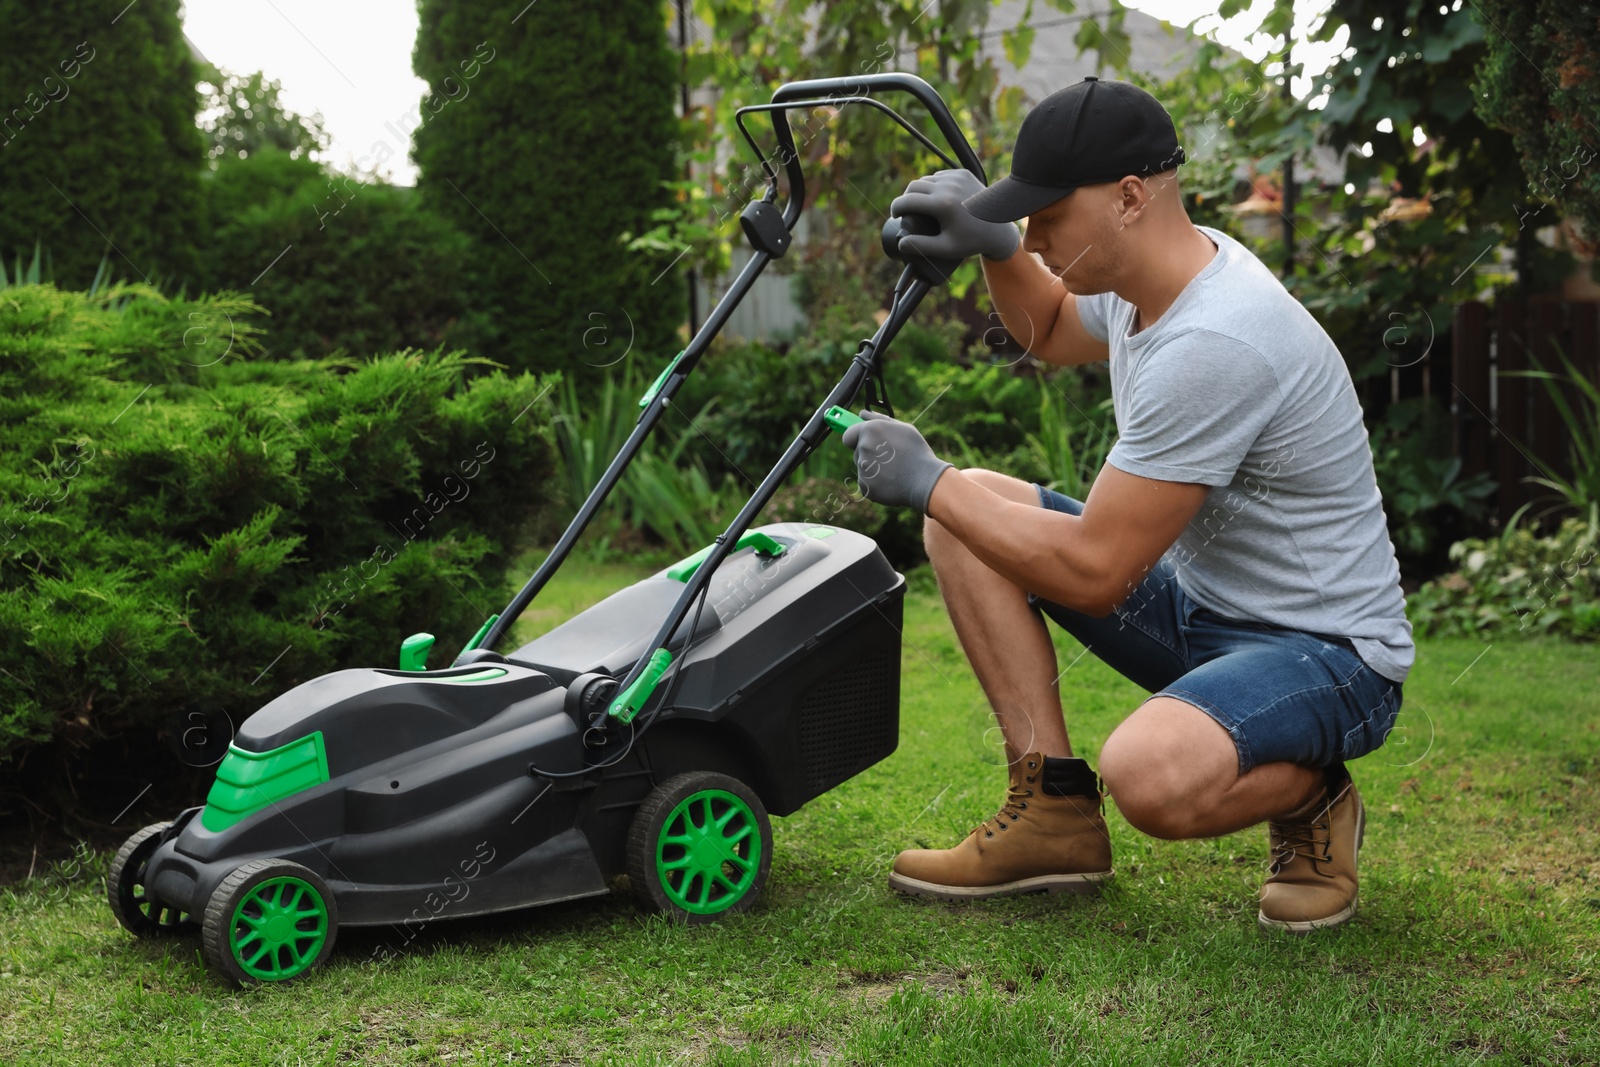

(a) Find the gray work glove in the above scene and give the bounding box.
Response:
[841,411,955,514]
[889,169,1020,262]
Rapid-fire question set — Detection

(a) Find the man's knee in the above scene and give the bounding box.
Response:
[1100,732,1192,839]
[1100,698,1238,840]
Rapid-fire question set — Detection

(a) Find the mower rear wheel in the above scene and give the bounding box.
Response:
[202,858,337,985]
[627,771,772,924]
[108,822,198,937]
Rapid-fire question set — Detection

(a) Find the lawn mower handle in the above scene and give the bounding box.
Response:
[468,75,982,680]
[766,73,988,229]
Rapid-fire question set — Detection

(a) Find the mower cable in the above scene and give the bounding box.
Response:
[525,577,714,781]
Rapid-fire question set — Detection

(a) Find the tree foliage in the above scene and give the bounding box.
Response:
[1472,0,1600,247]
[681,0,1132,322]
[412,1,683,379]
[0,0,204,288]
[197,66,331,165]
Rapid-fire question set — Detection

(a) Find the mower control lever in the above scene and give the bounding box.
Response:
[607,648,673,725]
[399,632,435,671]
[823,406,862,434]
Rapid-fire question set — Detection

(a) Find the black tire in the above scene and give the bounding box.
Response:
[626,771,772,924]
[201,858,338,985]
[107,822,197,937]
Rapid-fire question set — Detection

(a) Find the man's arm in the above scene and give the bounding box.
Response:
[888,170,1106,367]
[925,462,1210,616]
[982,250,1110,368]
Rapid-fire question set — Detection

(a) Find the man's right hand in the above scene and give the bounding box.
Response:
[890,169,1021,263]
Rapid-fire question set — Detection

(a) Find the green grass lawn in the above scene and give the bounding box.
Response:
[3,548,1598,1065]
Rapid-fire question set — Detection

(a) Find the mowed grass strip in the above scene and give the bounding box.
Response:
[2,551,1596,1066]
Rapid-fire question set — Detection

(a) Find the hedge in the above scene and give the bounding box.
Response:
[0,281,560,769]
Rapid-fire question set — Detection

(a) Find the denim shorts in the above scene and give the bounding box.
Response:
[1026,484,1404,776]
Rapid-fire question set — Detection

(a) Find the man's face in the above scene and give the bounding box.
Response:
[1020,182,1125,295]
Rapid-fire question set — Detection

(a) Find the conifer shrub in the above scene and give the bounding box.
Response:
[0,282,560,769]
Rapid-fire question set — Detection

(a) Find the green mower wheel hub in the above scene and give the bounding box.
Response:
[228,876,330,981]
[655,789,762,915]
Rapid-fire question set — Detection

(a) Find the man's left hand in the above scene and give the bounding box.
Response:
[840,410,954,514]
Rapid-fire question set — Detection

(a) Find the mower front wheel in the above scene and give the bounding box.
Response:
[627,771,772,924]
[201,858,338,985]
[108,822,198,937]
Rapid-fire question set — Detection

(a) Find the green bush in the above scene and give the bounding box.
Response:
[0,282,560,766]
[546,355,748,558]
[201,150,484,359]
[1367,397,1496,575]
[1407,508,1600,640]
[673,320,1111,484]
[672,335,859,481]
[413,0,683,377]
[0,0,203,287]
[1507,348,1600,523]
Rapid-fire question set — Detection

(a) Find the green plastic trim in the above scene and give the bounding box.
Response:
[228,875,330,982]
[436,667,506,683]
[462,614,499,653]
[804,526,836,539]
[608,648,672,724]
[823,405,862,434]
[201,733,330,832]
[399,632,434,671]
[667,531,785,583]
[654,788,762,915]
[638,350,686,409]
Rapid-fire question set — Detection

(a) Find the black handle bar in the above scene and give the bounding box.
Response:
[760,72,987,229]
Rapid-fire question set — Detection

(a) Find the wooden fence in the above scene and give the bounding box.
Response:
[1452,299,1600,527]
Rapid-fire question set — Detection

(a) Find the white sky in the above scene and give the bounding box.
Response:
[180,0,1340,186]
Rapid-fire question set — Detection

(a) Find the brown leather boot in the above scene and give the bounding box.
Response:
[1258,769,1364,933]
[889,752,1113,900]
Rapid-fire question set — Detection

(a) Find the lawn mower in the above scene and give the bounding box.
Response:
[107,72,988,985]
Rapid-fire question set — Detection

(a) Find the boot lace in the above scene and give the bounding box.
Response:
[1267,792,1340,875]
[979,782,1034,838]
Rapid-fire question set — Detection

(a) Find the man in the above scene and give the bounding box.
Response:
[839,76,1411,933]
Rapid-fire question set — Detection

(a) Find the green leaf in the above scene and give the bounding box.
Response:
[1002,24,1036,69]
[1073,18,1102,59]
[1433,80,1476,123]
[1421,12,1485,63]
[1258,0,1295,38]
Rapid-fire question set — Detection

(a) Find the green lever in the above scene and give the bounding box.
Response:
[461,613,499,655]
[399,632,435,671]
[666,530,785,583]
[608,648,672,724]
[823,405,862,434]
[638,350,686,409]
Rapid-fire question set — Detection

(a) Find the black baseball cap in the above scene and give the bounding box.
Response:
[965,77,1187,223]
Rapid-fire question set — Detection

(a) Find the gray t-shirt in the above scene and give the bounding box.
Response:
[1077,225,1413,684]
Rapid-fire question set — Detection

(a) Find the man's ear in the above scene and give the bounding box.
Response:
[1117,176,1152,228]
